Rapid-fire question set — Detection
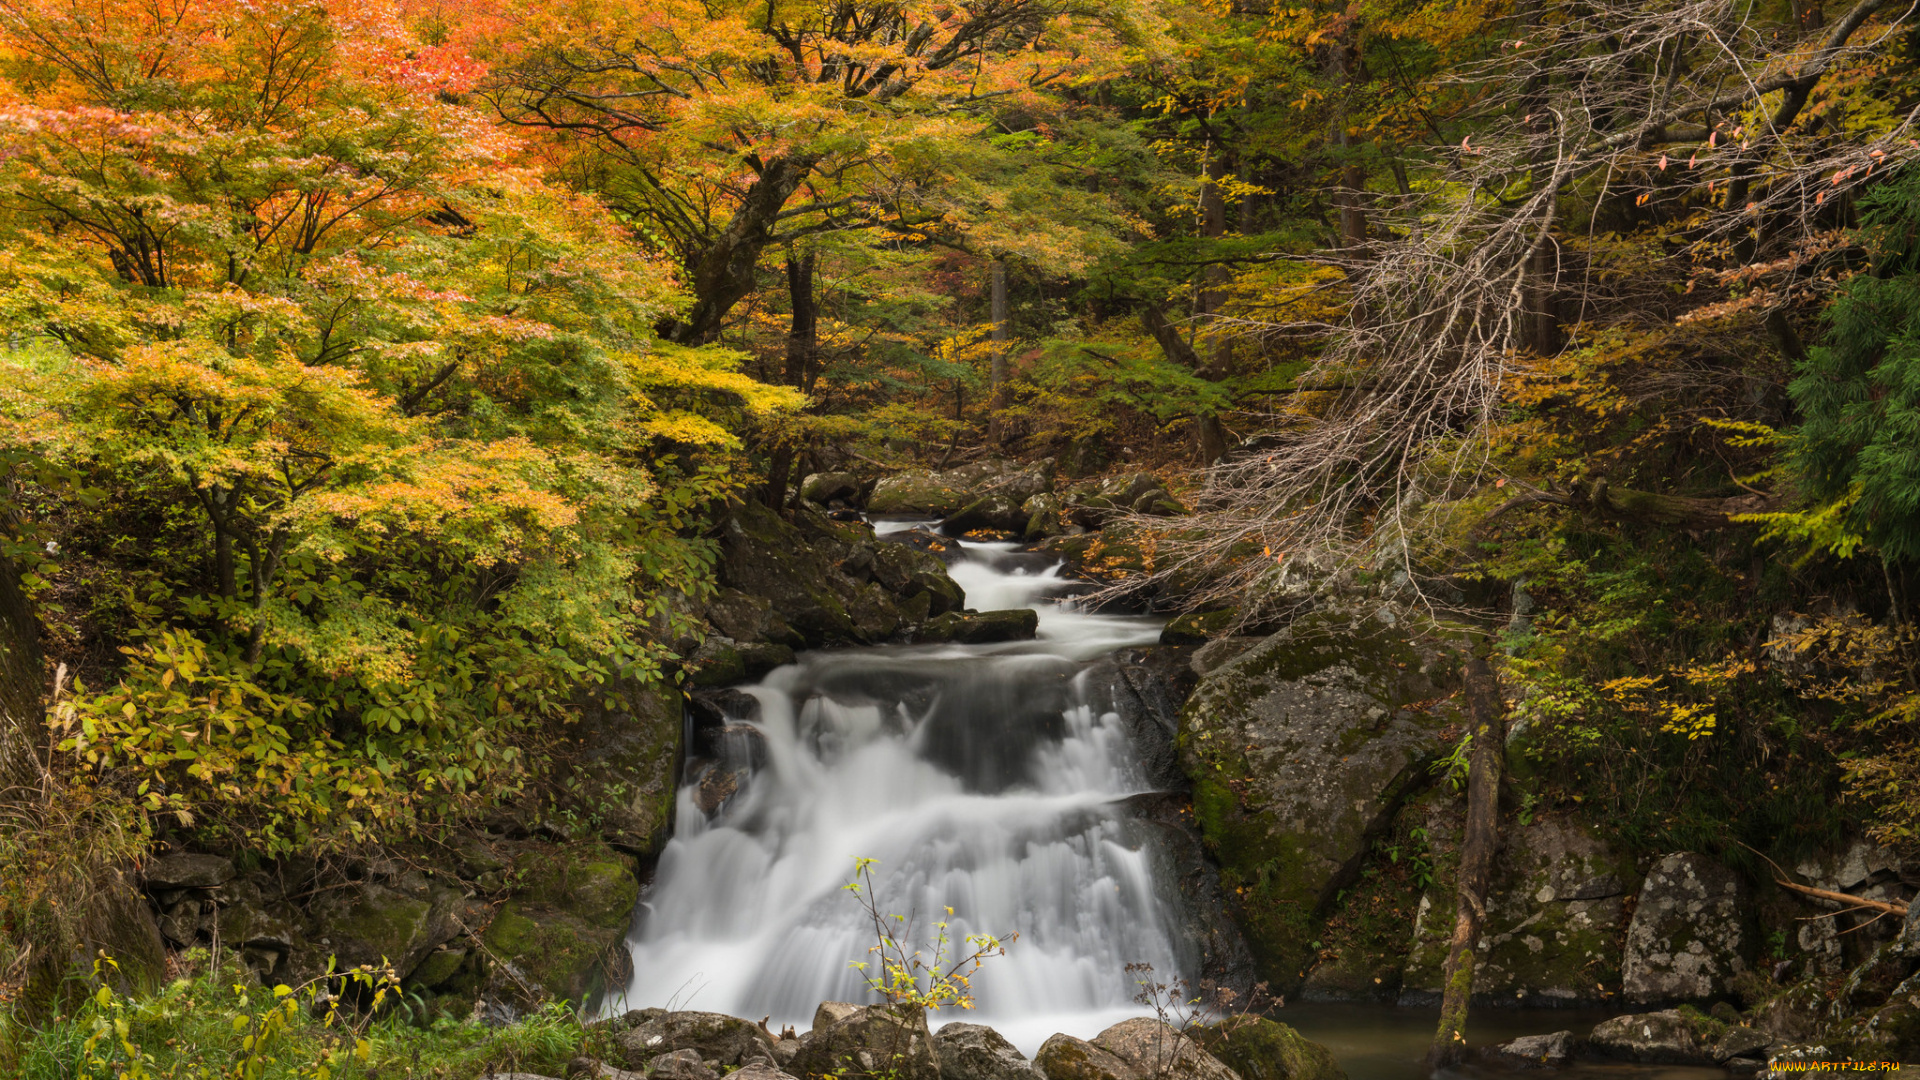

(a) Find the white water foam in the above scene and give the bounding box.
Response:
[616,530,1180,1054]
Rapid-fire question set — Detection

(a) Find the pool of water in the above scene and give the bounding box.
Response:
[1275,1002,1727,1080]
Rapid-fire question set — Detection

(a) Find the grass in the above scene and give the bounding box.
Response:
[1,950,615,1080]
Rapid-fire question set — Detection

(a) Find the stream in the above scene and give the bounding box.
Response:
[614,524,1729,1080]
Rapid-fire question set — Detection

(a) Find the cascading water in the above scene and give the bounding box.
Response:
[617,528,1196,1053]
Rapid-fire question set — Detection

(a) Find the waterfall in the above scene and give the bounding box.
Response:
[619,533,1190,1054]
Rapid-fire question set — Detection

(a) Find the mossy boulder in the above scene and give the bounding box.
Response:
[481,842,638,1006]
[1091,1018,1237,1080]
[870,541,966,617]
[1192,1016,1347,1080]
[870,472,976,516]
[942,494,1026,536]
[1400,815,1639,1006]
[1586,1008,1769,1065]
[1176,611,1461,988]
[914,608,1038,644]
[614,1009,776,1070]
[802,471,862,505]
[1621,852,1751,1004]
[1033,1034,1140,1080]
[935,1022,1043,1080]
[566,676,683,858]
[787,1003,941,1080]
[301,879,462,981]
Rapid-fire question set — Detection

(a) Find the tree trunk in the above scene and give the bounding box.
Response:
[1194,155,1232,465]
[657,154,820,345]
[1427,651,1506,1069]
[987,259,1008,446]
[785,250,819,391]
[1323,36,1367,248]
[0,556,45,802]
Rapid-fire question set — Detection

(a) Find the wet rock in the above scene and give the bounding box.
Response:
[146,853,235,889]
[871,542,966,617]
[942,494,1026,536]
[873,527,965,565]
[915,609,1039,644]
[719,501,909,647]
[1177,611,1460,985]
[803,472,862,506]
[788,1003,940,1080]
[1022,494,1066,541]
[615,1011,776,1071]
[1401,815,1638,1006]
[936,1022,1043,1080]
[1586,1010,1717,1065]
[1622,852,1750,1004]
[1033,1034,1141,1080]
[1485,1031,1573,1067]
[1190,1016,1346,1080]
[1587,1008,1770,1065]
[482,843,638,1005]
[1092,1018,1237,1080]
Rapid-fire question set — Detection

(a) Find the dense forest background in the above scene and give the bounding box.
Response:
[2,0,1920,1063]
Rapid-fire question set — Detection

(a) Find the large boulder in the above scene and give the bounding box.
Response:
[1177,611,1460,985]
[941,495,1026,536]
[1483,1031,1573,1068]
[1791,841,1909,974]
[802,472,863,506]
[564,677,684,857]
[1622,853,1751,1004]
[1033,1034,1140,1080]
[788,1003,941,1080]
[935,1023,1043,1080]
[1850,972,1920,1064]
[303,879,463,980]
[1091,1019,1236,1080]
[870,472,978,517]
[1191,1017,1347,1080]
[145,853,235,890]
[481,843,638,1006]
[719,502,972,647]
[871,542,966,617]
[1400,815,1639,1006]
[614,1010,776,1071]
[1586,1009,1770,1066]
[914,609,1038,645]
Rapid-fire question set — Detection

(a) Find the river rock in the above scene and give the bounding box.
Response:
[942,494,1026,536]
[145,853,236,889]
[1400,815,1638,1006]
[935,1022,1043,1080]
[1587,1009,1770,1065]
[788,1003,940,1080]
[706,589,805,650]
[1622,853,1750,1004]
[871,542,966,617]
[481,843,638,1005]
[1177,611,1460,984]
[803,472,862,506]
[1023,494,1067,541]
[1190,1017,1345,1080]
[1485,1031,1573,1067]
[616,1011,776,1071]
[1092,1019,1237,1080]
[870,459,1036,516]
[1850,971,1920,1063]
[1033,1034,1141,1080]
[915,609,1039,644]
